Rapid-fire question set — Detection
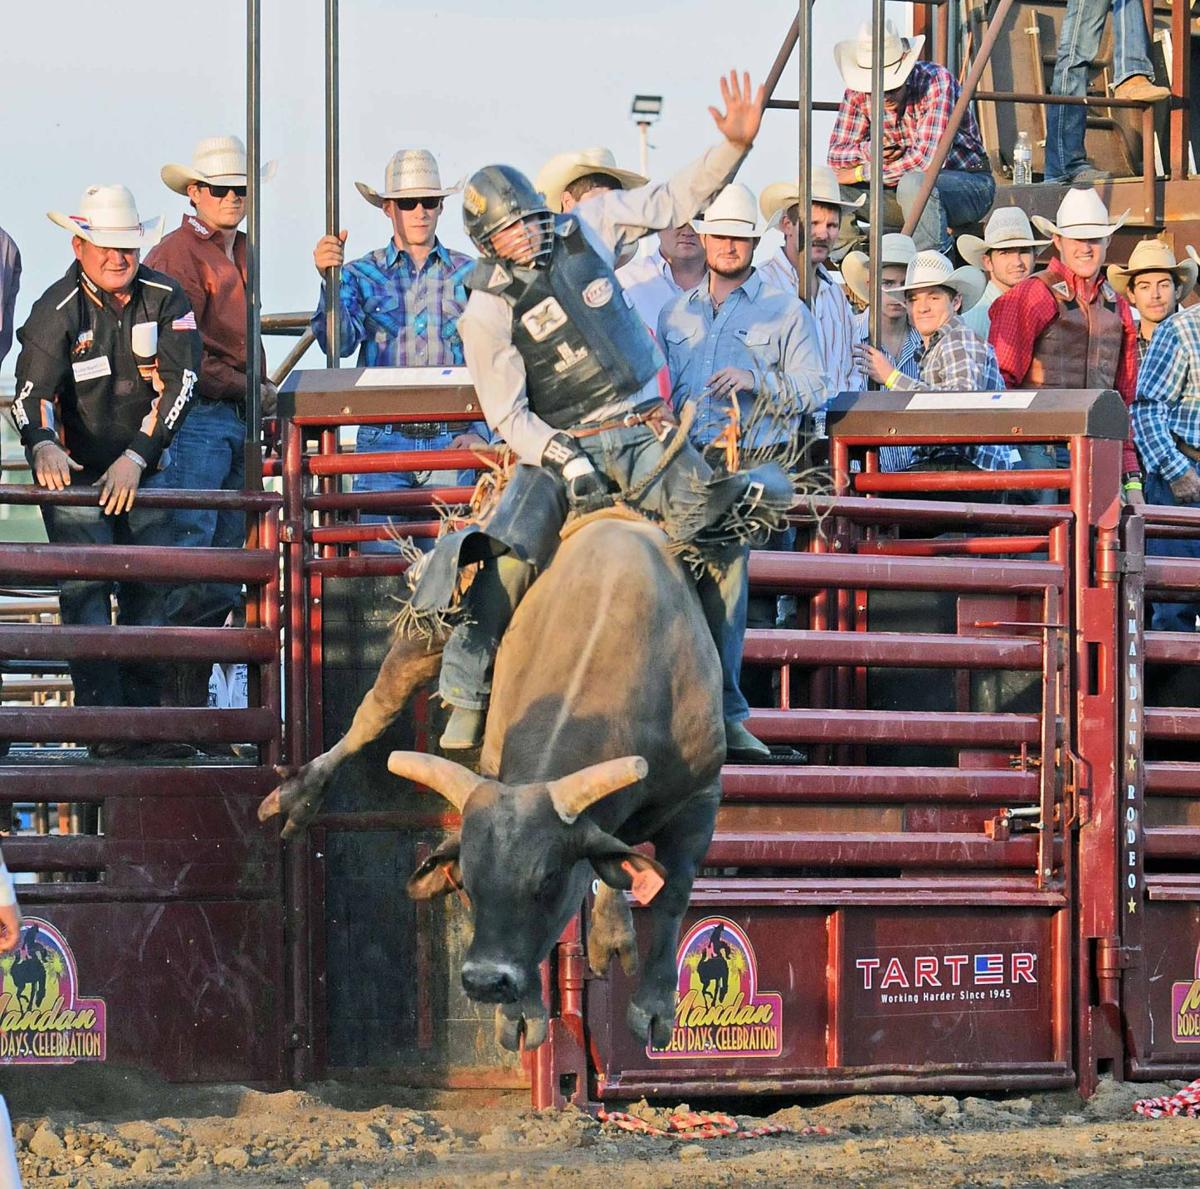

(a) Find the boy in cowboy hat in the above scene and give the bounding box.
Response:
[534,147,648,215]
[758,165,866,401]
[10,185,202,749]
[147,136,276,712]
[827,20,995,255]
[989,187,1142,498]
[957,207,1049,338]
[1108,240,1198,365]
[311,149,484,551]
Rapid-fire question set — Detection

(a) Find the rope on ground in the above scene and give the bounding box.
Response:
[597,1108,829,1140]
[1133,1079,1200,1119]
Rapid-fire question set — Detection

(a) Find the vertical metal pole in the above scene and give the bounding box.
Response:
[244,0,263,489]
[637,121,650,177]
[795,0,813,306]
[867,0,885,350]
[324,0,341,366]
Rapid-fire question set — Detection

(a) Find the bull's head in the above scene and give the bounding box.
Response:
[389,750,664,1049]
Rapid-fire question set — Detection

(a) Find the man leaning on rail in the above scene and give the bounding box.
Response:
[9,185,202,759]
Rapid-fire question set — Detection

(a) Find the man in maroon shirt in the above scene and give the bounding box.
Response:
[146,135,276,711]
[988,188,1142,503]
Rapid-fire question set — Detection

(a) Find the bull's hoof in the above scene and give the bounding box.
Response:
[627,997,674,1050]
[495,1003,548,1052]
[256,763,330,840]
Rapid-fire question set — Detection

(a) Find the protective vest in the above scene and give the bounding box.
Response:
[1024,269,1124,390]
[466,217,663,429]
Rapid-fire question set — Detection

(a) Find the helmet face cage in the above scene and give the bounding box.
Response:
[487,210,556,269]
[462,165,551,261]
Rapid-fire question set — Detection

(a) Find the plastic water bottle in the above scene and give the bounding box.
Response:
[1013,131,1033,186]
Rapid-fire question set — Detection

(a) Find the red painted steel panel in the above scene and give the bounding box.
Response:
[747,708,1040,745]
[0,707,276,743]
[0,625,276,663]
[720,765,1039,803]
[741,629,1043,668]
[0,545,275,584]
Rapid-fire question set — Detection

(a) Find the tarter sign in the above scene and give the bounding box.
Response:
[0,917,106,1065]
[648,916,783,1060]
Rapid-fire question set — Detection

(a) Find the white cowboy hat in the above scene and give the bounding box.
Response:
[1107,238,1198,301]
[355,149,461,208]
[885,250,986,311]
[161,135,277,196]
[834,20,926,94]
[534,147,648,214]
[841,233,919,305]
[691,183,764,238]
[1031,187,1129,240]
[47,184,163,250]
[957,207,1050,267]
[760,165,867,229]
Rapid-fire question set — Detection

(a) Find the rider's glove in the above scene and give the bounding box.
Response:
[542,433,613,513]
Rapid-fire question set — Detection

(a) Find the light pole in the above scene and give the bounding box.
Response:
[631,94,664,177]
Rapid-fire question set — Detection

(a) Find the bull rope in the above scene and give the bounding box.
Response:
[596,1108,827,1140]
[1133,1079,1200,1118]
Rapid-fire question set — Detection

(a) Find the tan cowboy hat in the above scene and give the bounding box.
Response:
[355,149,461,208]
[691,184,764,238]
[841,233,919,305]
[957,207,1050,268]
[885,250,986,311]
[834,20,926,93]
[161,135,277,195]
[1107,238,1198,300]
[48,184,163,250]
[760,164,866,229]
[1031,187,1129,240]
[534,147,648,214]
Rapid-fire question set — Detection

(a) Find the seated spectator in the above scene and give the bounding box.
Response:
[759,165,866,402]
[957,207,1048,339]
[10,185,202,758]
[1131,289,1200,634]
[311,150,482,553]
[147,136,275,714]
[0,223,20,368]
[842,233,922,471]
[855,251,1016,481]
[828,20,995,254]
[617,223,707,331]
[1108,239,1197,366]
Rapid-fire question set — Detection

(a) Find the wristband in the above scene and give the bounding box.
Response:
[31,439,61,455]
[855,163,867,184]
[1123,479,1143,491]
[884,368,901,390]
[122,449,148,470]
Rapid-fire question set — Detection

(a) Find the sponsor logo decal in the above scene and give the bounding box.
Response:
[0,918,106,1064]
[648,917,782,1060]
[1170,946,1200,1043]
[520,297,568,342]
[581,278,614,309]
[853,943,1040,1016]
[462,185,486,217]
[171,311,197,331]
[487,263,510,289]
[71,330,94,358]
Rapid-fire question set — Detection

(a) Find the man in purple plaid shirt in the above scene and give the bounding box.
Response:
[827,20,994,255]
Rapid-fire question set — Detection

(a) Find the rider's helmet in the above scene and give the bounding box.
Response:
[462,165,555,267]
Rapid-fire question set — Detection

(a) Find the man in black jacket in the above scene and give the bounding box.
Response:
[11,185,202,747]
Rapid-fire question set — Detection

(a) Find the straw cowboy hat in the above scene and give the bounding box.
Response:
[834,20,926,94]
[47,184,163,250]
[957,207,1049,268]
[1107,238,1198,300]
[691,184,765,238]
[1031,187,1129,240]
[885,250,986,311]
[355,149,461,208]
[161,135,277,196]
[759,164,867,229]
[841,233,919,305]
[534,147,648,214]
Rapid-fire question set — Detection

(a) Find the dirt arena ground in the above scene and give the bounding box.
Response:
[11,1073,1200,1187]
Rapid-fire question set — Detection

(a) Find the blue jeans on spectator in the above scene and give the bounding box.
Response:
[352,423,483,555]
[1145,469,1200,633]
[1045,0,1156,181]
[840,170,995,254]
[161,398,246,629]
[41,469,171,706]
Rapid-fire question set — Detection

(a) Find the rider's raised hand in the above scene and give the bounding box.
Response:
[709,70,765,150]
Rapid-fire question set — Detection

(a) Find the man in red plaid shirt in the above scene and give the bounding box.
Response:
[827,20,994,255]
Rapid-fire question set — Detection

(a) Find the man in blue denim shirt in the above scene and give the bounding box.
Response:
[312,149,484,551]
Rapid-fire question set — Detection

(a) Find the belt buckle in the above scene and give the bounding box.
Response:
[622,410,641,429]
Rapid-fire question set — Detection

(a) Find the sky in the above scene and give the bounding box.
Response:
[1,0,892,377]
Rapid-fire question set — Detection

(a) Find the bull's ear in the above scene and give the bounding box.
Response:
[407,836,463,901]
[589,842,668,906]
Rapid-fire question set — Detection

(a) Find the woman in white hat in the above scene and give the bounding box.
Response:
[956,207,1049,339]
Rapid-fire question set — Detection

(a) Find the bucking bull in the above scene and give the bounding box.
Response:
[259,511,725,1050]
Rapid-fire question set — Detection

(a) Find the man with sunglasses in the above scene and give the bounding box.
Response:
[147,135,276,715]
[312,149,483,552]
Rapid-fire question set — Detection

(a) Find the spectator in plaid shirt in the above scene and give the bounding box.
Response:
[827,21,994,255]
[1132,300,1200,631]
[854,251,1016,484]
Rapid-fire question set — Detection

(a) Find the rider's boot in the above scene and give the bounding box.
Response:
[440,706,486,750]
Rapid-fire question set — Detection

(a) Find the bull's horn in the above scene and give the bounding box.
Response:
[546,755,649,824]
[388,751,480,813]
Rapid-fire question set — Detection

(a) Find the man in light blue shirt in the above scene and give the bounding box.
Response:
[658,183,827,750]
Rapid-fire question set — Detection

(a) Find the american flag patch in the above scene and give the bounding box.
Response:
[172,311,197,330]
[973,954,1004,985]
